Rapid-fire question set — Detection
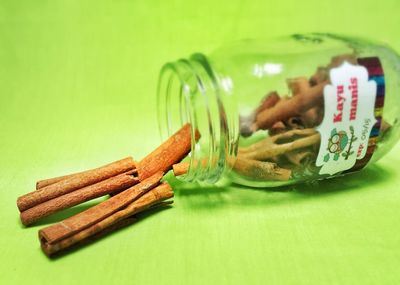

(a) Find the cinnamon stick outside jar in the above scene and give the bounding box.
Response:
[17,123,199,226]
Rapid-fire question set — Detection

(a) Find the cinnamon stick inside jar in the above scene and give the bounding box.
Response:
[173,162,190,177]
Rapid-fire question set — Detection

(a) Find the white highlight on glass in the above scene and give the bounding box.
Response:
[253,63,283,78]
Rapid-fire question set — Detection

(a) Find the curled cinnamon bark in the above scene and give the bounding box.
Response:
[18,157,136,212]
[39,172,164,245]
[287,77,309,96]
[240,129,317,154]
[310,67,329,86]
[285,150,314,166]
[253,81,327,132]
[36,174,76,190]
[40,183,173,256]
[36,169,138,190]
[255,91,281,115]
[242,133,320,161]
[137,123,200,180]
[301,106,323,127]
[329,54,357,68]
[285,117,305,130]
[233,157,291,181]
[172,157,292,181]
[249,54,358,134]
[21,170,139,226]
[173,162,190,176]
[240,92,281,137]
[269,121,287,136]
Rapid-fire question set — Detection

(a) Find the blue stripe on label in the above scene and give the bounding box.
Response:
[370,127,380,137]
[369,75,385,86]
[376,85,385,96]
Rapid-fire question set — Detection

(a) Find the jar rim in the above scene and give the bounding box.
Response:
[157,54,237,184]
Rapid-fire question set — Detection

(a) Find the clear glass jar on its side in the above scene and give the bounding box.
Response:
[157,34,400,187]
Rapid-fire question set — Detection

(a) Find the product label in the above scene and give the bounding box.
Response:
[316,58,385,175]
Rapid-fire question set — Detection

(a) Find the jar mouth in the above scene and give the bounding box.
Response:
[157,54,238,184]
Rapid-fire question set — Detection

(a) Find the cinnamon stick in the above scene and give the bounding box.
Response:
[269,121,287,136]
[285,150,314,166]
[20,170,139,226]
[310,67,329,86]
[39,172,163,244]
[233,157,292,181]
[285,117,305,130]
[173,156,293,181]
[40,183,173,256]
[36,174,76,190]
[301,106,323,127]
[43,201,173,257]
[173,162,190,176]
[287,77,309,96]
[36,168,138,190]
[136,123,200,180]
[253,81,327,131]
[17,157,136,212]
[241,133,320,161]
[329,54,357,69]
[240,128,317,154]
[240,92,283,137]
[172,155,217,177]
[255,91,280,115]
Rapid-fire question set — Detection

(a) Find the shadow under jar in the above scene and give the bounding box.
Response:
[157,34,400,187]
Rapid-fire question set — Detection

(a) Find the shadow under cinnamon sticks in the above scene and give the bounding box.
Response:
[46,204,173,260]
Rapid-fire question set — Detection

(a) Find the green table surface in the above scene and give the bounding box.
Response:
[1,1,400,284]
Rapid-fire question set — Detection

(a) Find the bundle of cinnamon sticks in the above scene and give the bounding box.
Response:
[17,123,200,256]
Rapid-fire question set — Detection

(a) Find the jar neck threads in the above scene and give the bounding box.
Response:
[157,54,238,184]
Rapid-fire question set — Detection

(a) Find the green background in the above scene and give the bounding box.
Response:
[1,0,400,284]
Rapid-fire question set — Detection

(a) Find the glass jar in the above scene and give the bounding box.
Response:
[157,34,400,187]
